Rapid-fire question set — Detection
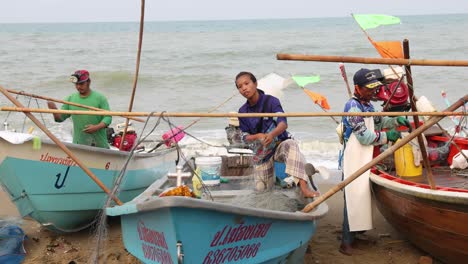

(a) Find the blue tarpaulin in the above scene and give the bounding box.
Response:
[0,221,26,264]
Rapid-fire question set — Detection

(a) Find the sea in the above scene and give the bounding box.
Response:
[1,14,467,176]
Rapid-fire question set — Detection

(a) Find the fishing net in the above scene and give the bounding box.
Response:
[225,189,301,212]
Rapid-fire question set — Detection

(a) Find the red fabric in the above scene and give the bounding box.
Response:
[113,133,137,151]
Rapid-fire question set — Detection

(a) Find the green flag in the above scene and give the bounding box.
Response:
[292,75,320,87]
[353,14,401,30]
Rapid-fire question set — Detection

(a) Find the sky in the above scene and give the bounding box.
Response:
[1,0,467,23]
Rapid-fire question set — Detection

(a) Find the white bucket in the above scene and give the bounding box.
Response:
[195,156,222,186]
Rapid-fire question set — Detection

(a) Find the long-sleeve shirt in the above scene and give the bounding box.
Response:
[343,97,396,146]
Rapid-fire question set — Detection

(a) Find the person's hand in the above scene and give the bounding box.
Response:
[396,116,411,131]
[261,133,274,147]
[385,130,401,143]
[83,124,102,134]
[47,101,57,109]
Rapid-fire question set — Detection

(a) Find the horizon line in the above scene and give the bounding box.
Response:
[1,12,467,25]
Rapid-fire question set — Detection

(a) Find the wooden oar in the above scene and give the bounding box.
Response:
[302,94,468,213]
[277,54,468,67]
[1,107,466,118]
[6,89,145,123]
[0,85,123,205]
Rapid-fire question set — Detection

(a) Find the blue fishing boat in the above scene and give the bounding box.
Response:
[107,173,328,264]
[0,131,177,232]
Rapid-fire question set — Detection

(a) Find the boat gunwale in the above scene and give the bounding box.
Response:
[115,195,328,221]
[0,135,176,158]
[370,170,468,205]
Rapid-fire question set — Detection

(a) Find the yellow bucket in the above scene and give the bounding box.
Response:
[394,139,422,177]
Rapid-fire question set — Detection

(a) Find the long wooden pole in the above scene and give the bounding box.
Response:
[1,107,466,118]
[276,54,468,67]
[403,39,436,189]
[302,94,468,213]
[120,0,145,150]
[0,85,123,205]
[6,89,146,123]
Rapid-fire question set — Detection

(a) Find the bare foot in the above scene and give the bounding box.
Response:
[299,179,320,198]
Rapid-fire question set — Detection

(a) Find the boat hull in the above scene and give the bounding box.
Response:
[107,195,327,264]
[370,171,468,264]
[0,136,177,232]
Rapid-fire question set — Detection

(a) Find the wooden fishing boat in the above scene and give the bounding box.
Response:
[106,158,328,264]
[0,131,177,232]
[370,146,468,264]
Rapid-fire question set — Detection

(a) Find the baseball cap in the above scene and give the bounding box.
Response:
[70,70,90,84]
[353,68,382,89]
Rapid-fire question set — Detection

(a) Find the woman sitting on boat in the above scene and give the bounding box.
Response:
[235,71,319,198]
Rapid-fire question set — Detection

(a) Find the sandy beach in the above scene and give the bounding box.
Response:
[1,183,435,264]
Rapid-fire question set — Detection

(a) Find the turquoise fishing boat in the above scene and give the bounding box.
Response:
[0,131,177,232]
[107,172,328,264]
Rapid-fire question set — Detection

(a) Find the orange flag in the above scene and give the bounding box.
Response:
[303,89,330,110]
[371,40,403,58]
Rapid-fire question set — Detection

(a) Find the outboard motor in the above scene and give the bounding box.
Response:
[371,67,411,112]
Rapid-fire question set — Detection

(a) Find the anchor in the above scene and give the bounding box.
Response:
[55,166,70,189]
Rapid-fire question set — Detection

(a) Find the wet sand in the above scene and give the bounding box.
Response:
[0,184,437,264]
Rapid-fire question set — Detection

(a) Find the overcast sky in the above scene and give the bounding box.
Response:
[1,0,467,23]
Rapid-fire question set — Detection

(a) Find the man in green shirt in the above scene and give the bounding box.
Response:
[47,69,112,148]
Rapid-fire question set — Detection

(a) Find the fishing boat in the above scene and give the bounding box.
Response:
[369,129,468,264]
[0,131,177,232]
[370,166,468,264]
[106,157,328,264]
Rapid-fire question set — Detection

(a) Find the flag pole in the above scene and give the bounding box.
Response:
[351,13,401,77]
[339,63,353,98]
[119,0,145,150]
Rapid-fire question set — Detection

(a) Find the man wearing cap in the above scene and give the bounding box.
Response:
[47,70,112,148]
[339,68,411,255]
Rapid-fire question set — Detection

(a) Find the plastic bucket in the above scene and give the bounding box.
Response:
[195,156,222,186]
[394,139,422,177]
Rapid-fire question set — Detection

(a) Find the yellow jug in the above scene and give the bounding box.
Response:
[394,139,422,177]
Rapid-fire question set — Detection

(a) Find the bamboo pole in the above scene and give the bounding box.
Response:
[276,54,468,67]
[1,107,466,118]
[6,89,146,123]
[403,39,435,189]
[302,94,468,213]
[0,85,123,205]
[120,0,145,150]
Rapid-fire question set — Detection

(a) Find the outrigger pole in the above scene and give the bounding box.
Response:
[6,89,146,123]
[277,54,468,67]
[0,85,123,205]
[1,107,466,118]
[303,94,468,213]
